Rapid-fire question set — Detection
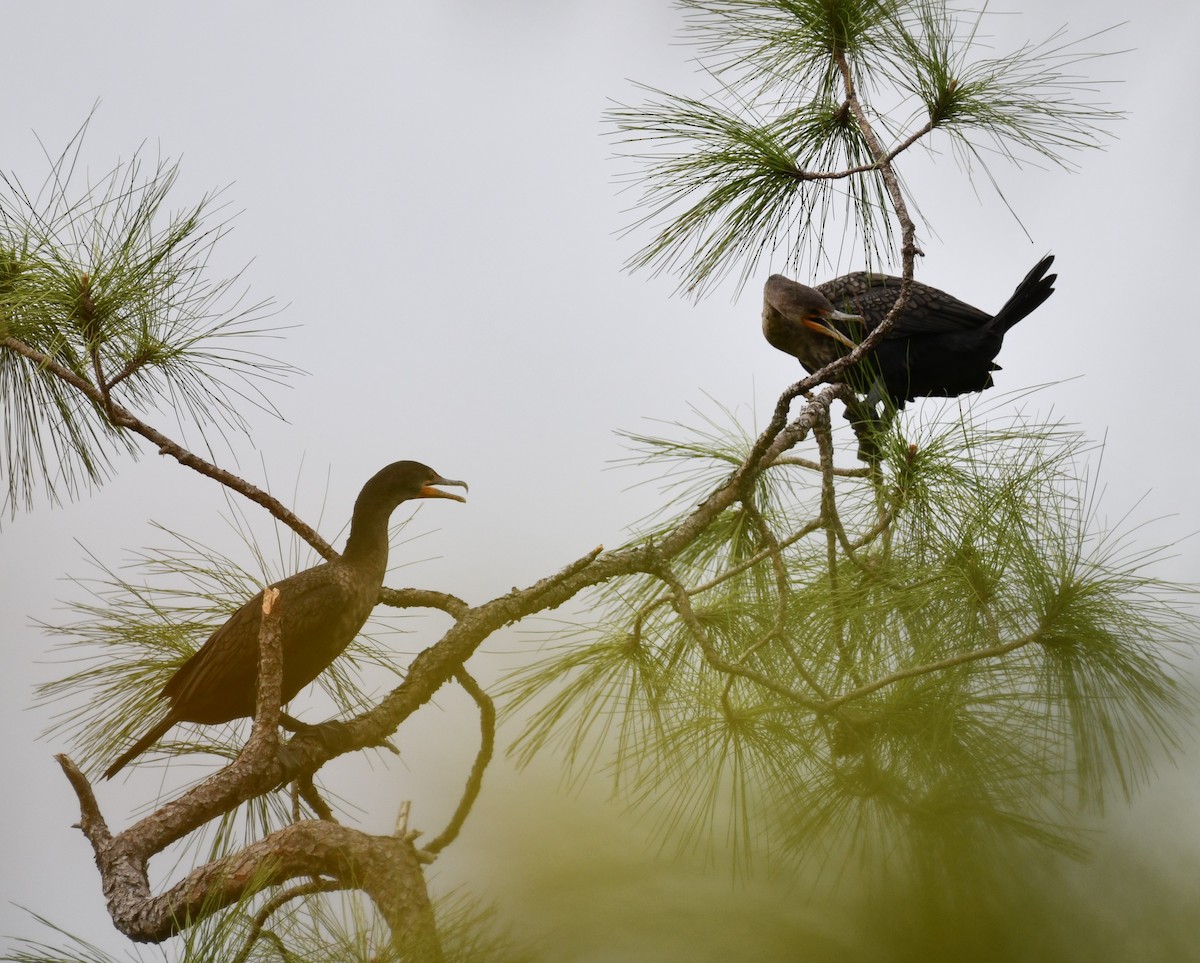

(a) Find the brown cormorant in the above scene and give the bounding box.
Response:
[762,256,1056,413]
[103,461,467,780]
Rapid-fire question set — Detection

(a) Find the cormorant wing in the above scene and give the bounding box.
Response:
[161,562,363,718]
[819,273,993,337]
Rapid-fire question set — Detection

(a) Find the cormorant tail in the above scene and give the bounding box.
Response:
[990,255,1056,335]
[103,714,176,780]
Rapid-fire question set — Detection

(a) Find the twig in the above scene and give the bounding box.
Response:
[741,500,829,699]
[379,586,469,618]
[229,879,345,963]
[770,454,871,478]
[54,754,112,851]
[814,417,867,569]
[813,414,861,684]
[759,384,853,467]
[654,558,820,710]
[295,774,337,822]
[783,120,937,182]
[1,334,336,559]
[627,515,824,646]
[821,632,1039,711]
[423,668,495,856]
[833,50,920,275]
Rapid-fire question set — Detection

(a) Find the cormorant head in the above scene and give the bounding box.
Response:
[763,274,864,350]
[363,461,468,510]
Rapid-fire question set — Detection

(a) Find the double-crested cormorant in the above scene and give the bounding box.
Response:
[103,461,467,780]
[762,255,1056,412]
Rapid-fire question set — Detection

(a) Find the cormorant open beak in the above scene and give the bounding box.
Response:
[419,475,468,502]
[802,309,863,351]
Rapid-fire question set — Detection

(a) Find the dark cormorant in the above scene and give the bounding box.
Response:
[103,461,467,780]
[762,256,1056,413]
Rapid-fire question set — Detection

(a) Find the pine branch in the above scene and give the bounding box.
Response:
[2,333,334,558]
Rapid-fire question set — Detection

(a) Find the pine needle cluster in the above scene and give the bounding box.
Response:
[611,0,1121,294]
[504,401,1194,874]
[0,114,289,520]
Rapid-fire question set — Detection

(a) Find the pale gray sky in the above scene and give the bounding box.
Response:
[2,2,1198,959]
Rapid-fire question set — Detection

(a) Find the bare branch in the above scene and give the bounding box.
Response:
[53,809,430,945]
[770,454,871,478]
[230,879,346,963]
[295,774,337,823]
[244,586,283,760]
[54,754,112,852]
[424,668,495,856]
[379,586,469,618]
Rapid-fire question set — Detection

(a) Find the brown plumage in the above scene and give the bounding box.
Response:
[103,461,467,779]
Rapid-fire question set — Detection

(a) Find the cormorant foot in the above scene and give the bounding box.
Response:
[843,396,885,464]
[274,718,352,781]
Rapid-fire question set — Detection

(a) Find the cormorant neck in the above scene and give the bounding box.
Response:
[340,493,400,568]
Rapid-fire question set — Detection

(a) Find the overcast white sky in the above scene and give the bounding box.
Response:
[2,2,1199,960]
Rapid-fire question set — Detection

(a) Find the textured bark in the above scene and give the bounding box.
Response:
[55,368,853,953]
[45,50,925,951]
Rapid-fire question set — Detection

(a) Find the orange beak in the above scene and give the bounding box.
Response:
[418,475,468,502]
[802,313,861,350]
